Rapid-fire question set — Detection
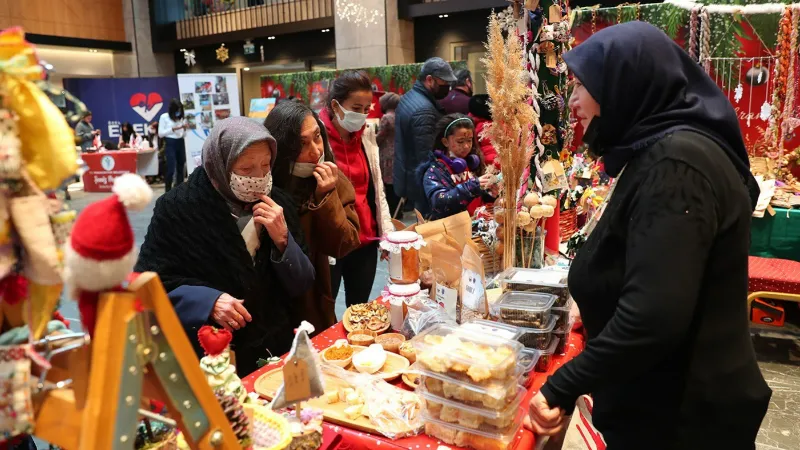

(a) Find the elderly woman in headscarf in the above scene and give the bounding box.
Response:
[526,22,770,447]
[135,117,314,376]
[265,101,361,331]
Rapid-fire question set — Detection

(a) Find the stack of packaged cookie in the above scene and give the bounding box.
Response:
[409,323,528,450]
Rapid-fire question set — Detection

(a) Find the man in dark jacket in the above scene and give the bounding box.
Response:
[440,69,473,115]
[394,57,456,216]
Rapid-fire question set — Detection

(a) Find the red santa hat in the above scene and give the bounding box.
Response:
[64,174,152,333]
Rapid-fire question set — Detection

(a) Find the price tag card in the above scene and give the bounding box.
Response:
[435,283,458,320]
[525,0,540,10]
[282,358,311,403]
[461,269,486,312]
[549,5,563,23]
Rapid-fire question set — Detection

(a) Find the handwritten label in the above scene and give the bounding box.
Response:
[435,283,458,320]
[461,269,485,311]
[282,358,311,403]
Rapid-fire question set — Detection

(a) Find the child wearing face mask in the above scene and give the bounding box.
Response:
[318,70,394,308]
[418,113,494,221]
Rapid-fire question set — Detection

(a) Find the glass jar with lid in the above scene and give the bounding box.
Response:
[380,231,426,284]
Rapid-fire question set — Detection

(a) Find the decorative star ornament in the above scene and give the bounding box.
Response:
[734,82,743,103]
[184,50,196,67]
[216,44,229,63]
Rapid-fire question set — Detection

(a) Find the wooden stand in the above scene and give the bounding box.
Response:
[32,272,244,450]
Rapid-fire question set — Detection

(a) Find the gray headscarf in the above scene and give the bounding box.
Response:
[202,117,277,218]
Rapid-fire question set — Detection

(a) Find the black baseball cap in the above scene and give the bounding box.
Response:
[419,57,457,83]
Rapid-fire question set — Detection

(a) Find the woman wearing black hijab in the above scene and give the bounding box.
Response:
[527,22,770,448]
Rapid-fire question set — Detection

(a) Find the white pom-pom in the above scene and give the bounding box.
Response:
[112,174,153,211]
[296,320,315,336]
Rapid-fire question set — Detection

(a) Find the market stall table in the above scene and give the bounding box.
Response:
[243,320,586,450]
[750,207,800,261]
[81,148,158,192]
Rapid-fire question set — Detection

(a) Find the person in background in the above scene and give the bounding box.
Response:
[419,114,493,220]
[376,92,402,217]
[265,101,361,330]
[440,69,473,115]
[75,110,100,151]
[135,117,314,376]
[145,121,159,149]
[468,94,497,165]
[526,22,769,447]
[320,70,393,307]
[394,57,456,217]
[158,98,188,192]
[118,122,141,149]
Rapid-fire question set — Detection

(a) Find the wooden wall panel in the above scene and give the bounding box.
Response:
[0,0,126,42]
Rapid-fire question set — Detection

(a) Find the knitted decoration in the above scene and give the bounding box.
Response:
[215,389,252,448]
[688,6,699,62]
[779,7,799,152]
[199,326,247,404]
[700,7,711,73]
[768,8,792,150]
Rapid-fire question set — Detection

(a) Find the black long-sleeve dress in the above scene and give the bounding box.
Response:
[540,131,771,449]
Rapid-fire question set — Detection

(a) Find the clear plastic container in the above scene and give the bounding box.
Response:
[423,408,524,450]
[419,381,526,432]
[550,298,573,333]
[496,267,571,307]
[534,338,560,373]
[412,324,523,384]
[460,319,523,342]
[517,348,539,388]
[415,367,521,410]
[516,315,556,350]
[490,291,556,329]
[552,319,573,355]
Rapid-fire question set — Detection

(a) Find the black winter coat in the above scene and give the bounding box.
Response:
[393,81,445,204]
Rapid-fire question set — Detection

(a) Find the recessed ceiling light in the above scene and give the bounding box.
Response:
[443,14,449,18]
[243,67,250,71]
[180,48,186,52]
[321,29,330,33]
[268,36,276,40]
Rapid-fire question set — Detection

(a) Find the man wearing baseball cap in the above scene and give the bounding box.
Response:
[394,57,456,217]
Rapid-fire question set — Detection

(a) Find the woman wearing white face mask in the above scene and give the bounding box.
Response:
[266,101,360,330]
[135,117,315,376]
[319,70,394,307]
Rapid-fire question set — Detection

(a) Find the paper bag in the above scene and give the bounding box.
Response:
[561,395,606,450]
[459,242,489,324]
[430,241,461,321]
[415,211,471,250]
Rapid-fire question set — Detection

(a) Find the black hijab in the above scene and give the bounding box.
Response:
[564,21,759,209]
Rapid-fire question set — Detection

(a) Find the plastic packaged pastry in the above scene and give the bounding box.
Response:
[534,338,560,373]
[517,348,539,388]
[516,315,557,350]
[489,291,556,328]
[412,324,522,383]
[419,381,526,432]
[415,369,521,410]
[495,267,570,307]
[550,298,573,332]
[552,319,573,355]
[423,409,524,450]
[460,319,523,342]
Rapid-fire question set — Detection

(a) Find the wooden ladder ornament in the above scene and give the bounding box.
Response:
[32,272,244,450]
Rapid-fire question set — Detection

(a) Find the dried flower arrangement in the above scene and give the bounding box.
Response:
[482,11,537,269]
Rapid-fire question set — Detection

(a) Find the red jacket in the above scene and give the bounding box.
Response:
[319,109,377,247]
[470,114,498,166]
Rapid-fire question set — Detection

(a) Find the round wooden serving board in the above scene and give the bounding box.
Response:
[325,345,409,381]
[342,307,390,334]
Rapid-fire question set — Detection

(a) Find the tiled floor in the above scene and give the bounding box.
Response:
[49,186,800,449]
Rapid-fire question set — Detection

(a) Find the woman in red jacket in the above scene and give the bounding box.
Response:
[320,70,393,307]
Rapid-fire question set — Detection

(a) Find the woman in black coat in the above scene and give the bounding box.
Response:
[135,117,314,376]
[527,22,770,449]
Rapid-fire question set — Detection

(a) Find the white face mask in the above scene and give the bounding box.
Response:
[334,100,368,133]
[229,172,273,203]
[292,152,325,178]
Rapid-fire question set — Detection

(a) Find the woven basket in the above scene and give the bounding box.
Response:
[559,208,578,242]
[244,404,293,450]
[149,433,178,450]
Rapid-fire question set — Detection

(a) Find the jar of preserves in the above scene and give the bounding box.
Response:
[380,231,425,284]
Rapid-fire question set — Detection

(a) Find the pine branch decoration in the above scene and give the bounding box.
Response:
[215,389,252,448]
[482,11,536,269]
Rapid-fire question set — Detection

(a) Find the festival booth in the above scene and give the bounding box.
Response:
[80,149,159,192]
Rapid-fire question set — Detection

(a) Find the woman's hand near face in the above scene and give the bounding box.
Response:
[314,162,338,201]
[253,194,289,252]
[211,293,252,332]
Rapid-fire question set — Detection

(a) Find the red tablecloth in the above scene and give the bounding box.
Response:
[748,256,800,294]
[242,321,586,450]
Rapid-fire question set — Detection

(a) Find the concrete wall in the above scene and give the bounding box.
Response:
[113,0,175,77]
[334,0,415,69]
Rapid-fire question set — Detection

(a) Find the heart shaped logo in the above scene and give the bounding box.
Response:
[129,92,164,122]
[197,325,232,356]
